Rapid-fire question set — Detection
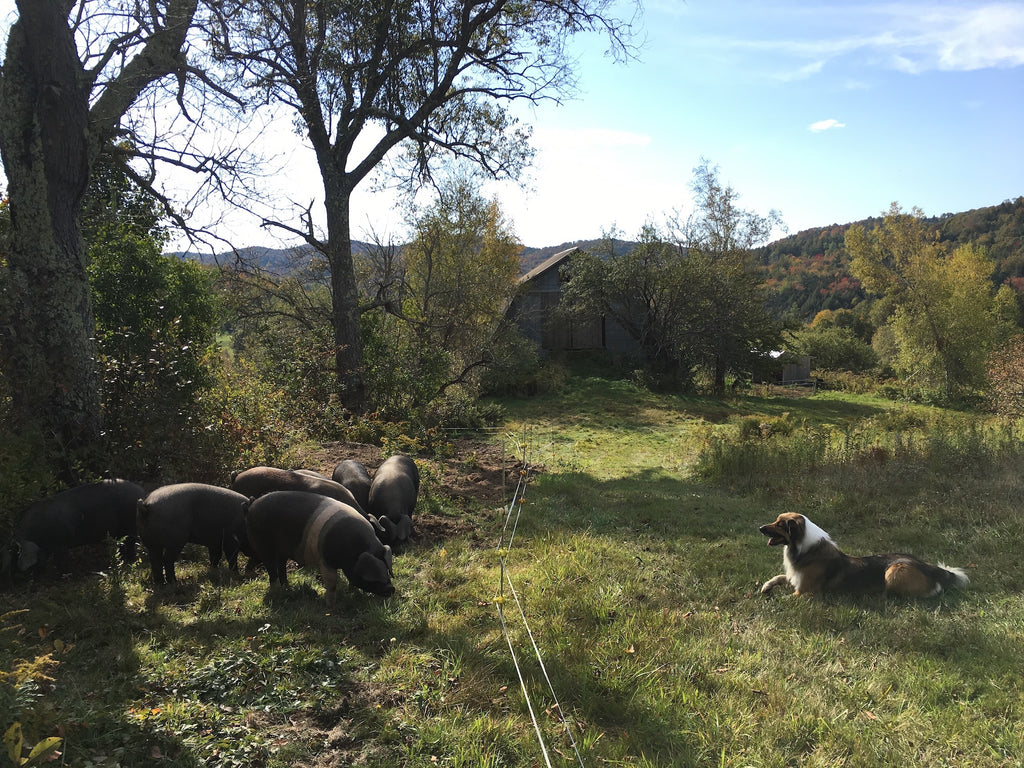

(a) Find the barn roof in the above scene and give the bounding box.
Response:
[518,247,581,284]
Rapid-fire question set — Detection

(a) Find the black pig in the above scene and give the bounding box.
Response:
[14,479,144,572]
[367,455,419,545]
[331,459,372,512]
[231,466,368,515]
[136,483,250,584]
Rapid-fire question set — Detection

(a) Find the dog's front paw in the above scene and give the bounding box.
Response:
[760,575,788,595]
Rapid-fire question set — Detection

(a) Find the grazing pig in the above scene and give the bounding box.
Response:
[367,455,419,545]
[231,466,368,515]
[136,483,250,584]
[293,469,331,480]
[331,459,372,512]
[14,479,145,572]
[244,491,394,605]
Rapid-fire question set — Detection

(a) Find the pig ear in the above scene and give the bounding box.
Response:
[378,516,397,543]
[18,540,39,572]
[383,545,394,576]
[355,551,390,584]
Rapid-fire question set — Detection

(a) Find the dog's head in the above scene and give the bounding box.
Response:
[759,512,808,547]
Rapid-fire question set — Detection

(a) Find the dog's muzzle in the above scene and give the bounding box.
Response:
[759,525,786,547]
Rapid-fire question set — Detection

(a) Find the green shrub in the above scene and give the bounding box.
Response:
[816,370,879,394]
[790,325,878,373]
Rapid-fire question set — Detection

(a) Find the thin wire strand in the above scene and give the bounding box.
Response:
[497,599,555,768]
[502,565,586,768]
[496,431,586,768]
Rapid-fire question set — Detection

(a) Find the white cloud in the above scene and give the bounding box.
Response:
[930,4,1024,71]
[699,2,1024,76]
[775,59,826,82]
[809,119,846,133]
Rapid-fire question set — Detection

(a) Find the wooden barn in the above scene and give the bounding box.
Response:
[508,247,640,358]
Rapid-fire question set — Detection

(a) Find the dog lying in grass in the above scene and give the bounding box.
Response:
[759,512,969,598]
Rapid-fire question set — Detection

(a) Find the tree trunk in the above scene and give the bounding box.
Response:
[322,183,367,412]
[0,7,99,475]
[712,356,727,396]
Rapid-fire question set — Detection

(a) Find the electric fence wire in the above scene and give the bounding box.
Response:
[496,436,586,768]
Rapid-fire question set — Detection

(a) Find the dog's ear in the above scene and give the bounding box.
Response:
[783,515,803,540]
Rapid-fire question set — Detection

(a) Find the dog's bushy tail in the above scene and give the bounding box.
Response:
[937,563,970,591]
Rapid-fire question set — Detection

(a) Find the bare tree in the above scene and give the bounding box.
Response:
[210,0,640,411]
[0,0,205,475]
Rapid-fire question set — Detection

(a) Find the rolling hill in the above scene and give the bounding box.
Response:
[174,197,1024,323]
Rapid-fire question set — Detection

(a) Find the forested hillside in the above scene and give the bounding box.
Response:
[175,198,1023,323]
[757,197,1024,320]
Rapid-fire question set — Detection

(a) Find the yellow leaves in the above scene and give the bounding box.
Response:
[3,724,20,764]
[3,723,63,766]
[129,707,162,722]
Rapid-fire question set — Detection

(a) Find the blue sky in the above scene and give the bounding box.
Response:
[2,1,1022,249]
[488,0,1024,245]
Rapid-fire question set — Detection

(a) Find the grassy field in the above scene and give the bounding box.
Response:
[3,376,1024,767]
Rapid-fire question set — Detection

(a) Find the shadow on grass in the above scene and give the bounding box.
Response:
[0,570,199,766]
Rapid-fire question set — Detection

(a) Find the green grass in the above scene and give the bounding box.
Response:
[3,376,1024,766]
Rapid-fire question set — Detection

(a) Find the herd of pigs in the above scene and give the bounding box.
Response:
[5,455,422,605]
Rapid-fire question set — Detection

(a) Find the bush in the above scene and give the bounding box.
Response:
[815,370,879,394]
[987,334,1024,417]
[0,389,58,540]
[790,325,878,373]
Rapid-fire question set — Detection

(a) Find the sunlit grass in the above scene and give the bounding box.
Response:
[3,376,1024,766]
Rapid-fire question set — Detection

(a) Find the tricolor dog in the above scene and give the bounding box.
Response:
[759,512,968,598]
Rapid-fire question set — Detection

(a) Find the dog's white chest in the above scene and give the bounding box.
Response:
[782,546,805,591]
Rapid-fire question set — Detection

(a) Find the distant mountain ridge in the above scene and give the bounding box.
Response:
[174,197,1024,322]
[176,238,615,276]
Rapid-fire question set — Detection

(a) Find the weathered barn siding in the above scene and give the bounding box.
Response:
[509,247,642,359]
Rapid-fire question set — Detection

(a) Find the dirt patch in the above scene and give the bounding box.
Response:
[294,438,524,547]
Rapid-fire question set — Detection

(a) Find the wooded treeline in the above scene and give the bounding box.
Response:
[759,197,1024,320]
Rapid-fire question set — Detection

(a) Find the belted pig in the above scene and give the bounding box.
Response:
[231,466,368,515]
[367,455,419,545]
[331,459,372,512]
[14,479,145,572]
[292,469,330,480]
[244,490,395,605]
[136,483,250,584]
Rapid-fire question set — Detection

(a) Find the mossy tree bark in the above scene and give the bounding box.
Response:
[0,0,198,477]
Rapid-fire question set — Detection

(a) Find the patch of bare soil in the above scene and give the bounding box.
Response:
[296,438,522,547]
